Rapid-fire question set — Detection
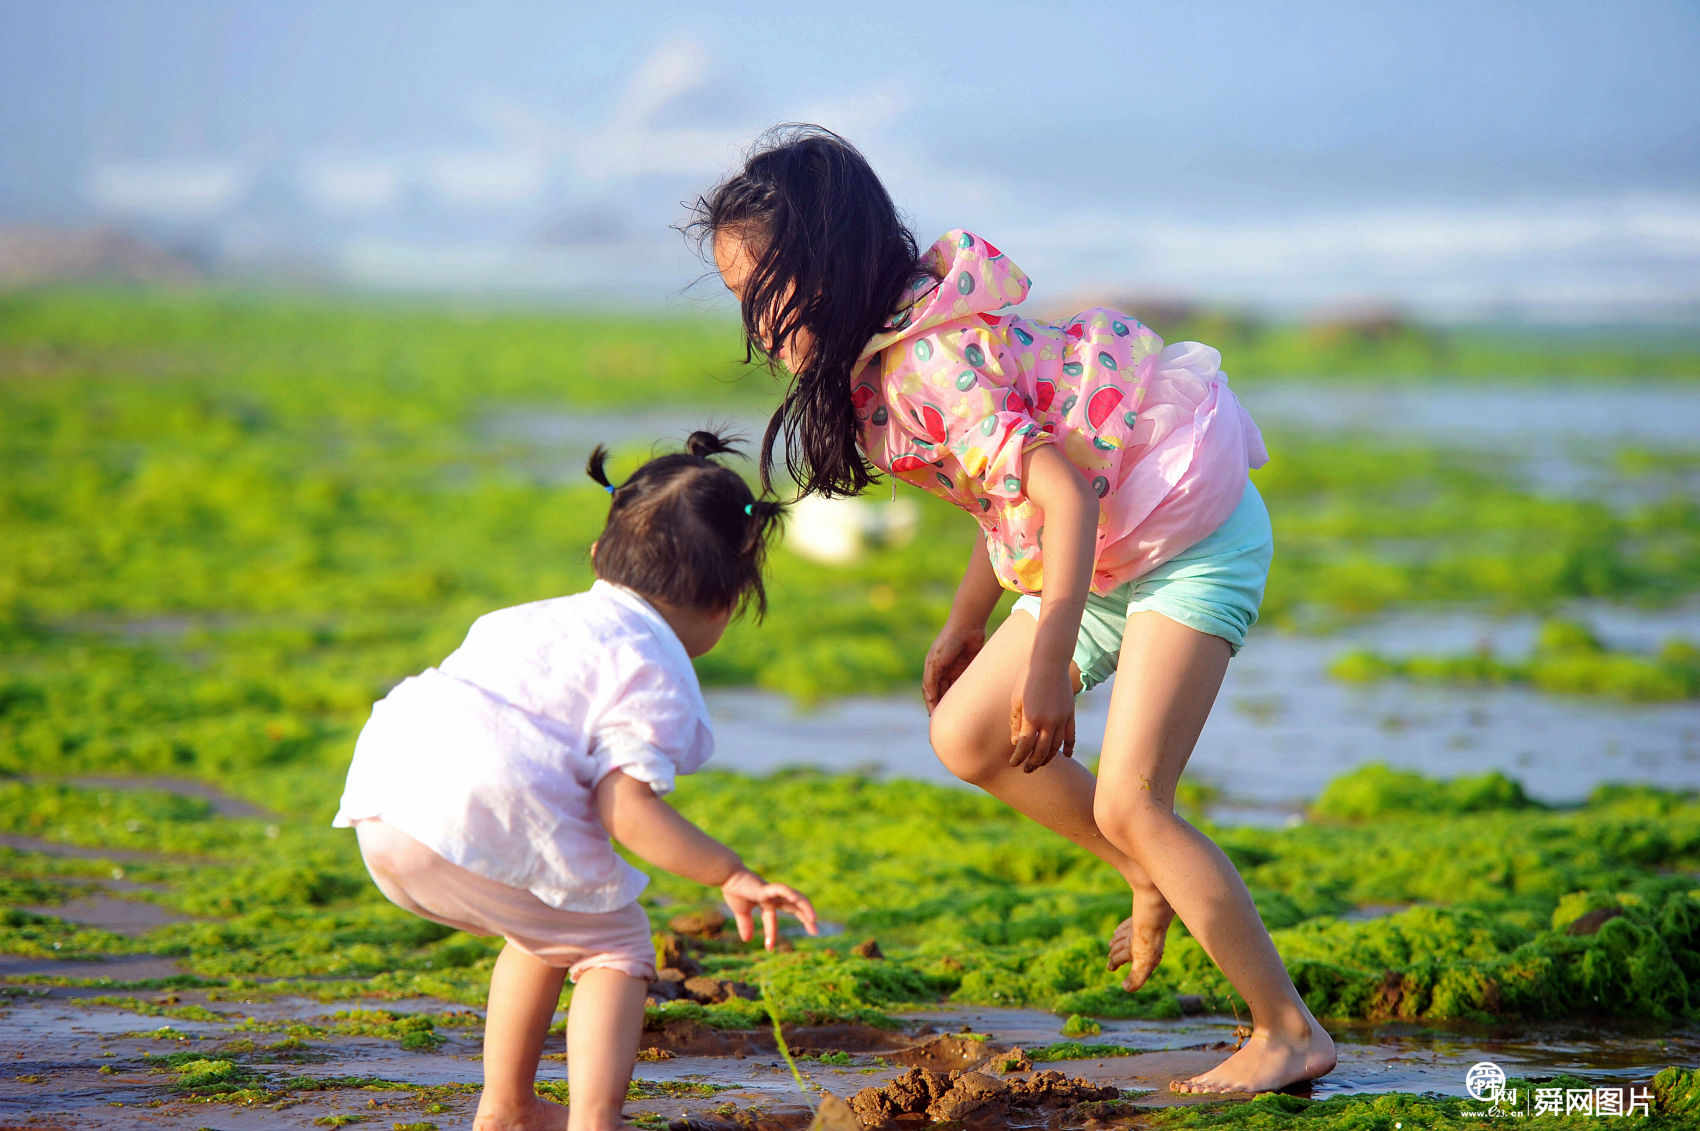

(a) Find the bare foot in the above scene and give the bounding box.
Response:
[1106,889,1175,991]
[1169,1016,1337,1094]
[473,1095,573,1131]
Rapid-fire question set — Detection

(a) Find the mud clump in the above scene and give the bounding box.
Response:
[648,932,755,1006]
[670,909,729,938]
[849,1067,1120,1127]
[851,937,884,960]
[885,1033,990,1070]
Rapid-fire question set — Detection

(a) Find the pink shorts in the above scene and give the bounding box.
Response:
[354,819,656,983]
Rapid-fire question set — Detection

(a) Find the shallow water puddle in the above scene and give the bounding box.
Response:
[1,990,1690,1129]
[705,601,1700,820]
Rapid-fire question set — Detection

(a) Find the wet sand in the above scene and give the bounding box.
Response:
[1,976,1691,1129]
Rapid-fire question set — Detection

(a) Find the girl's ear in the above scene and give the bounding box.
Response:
[590,539,598,564]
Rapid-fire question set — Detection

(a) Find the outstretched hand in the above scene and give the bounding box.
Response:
[721,868,818,951]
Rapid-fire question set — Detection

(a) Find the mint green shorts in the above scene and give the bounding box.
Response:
[1012,480,1273,692]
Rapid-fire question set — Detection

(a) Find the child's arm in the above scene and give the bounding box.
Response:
[593,769,817,949]
[923,537,1003,713]
[1013,443,1098,772]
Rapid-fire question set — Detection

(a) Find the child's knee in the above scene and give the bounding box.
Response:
[928,706,1003,786]
[1093,791,1173,854]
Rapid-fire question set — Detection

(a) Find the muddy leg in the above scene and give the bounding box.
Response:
[1090,612,1335,1094]
[929,608,1174,990]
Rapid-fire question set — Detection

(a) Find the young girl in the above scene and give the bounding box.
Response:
[334,432,818,1131]
[689,126,1335,1095]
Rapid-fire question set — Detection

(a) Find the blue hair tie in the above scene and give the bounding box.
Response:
[604,484,616,495]
[743,503,754,516]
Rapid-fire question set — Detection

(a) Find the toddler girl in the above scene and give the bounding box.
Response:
[334,432,817,1131]
[689,126,1334,1095]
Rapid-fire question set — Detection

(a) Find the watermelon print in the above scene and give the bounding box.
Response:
[849,228,1266,598]
[1086,386,1124,429]
[915,404,948,444]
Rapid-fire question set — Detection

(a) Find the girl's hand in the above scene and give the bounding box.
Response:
[923,621,987,714]
[721,868,819,951]
[1009,661,1076,773]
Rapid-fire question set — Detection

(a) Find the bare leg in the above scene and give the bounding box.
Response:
[930,610,1174,990]
[474,943,572,1131]
[1090,612,1335,1094]
[564,968,648,1131]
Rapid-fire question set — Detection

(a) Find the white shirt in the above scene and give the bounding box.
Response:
[333,580,714,912]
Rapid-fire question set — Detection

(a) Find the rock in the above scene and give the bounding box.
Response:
[994,1046,1031,1073]
[772,935,795,953]
[851,937,884,960]
[682,976,761,1004]
[669,910,727,938]
[807,1093,861,1131]
[658,932,704,976]
[683,976,727,1003]
[1175,993,1207,1015]
[658,967,689,984]
[646,978,683,1002]
[1567,906,1624,936]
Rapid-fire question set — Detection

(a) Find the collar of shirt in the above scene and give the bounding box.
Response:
[590,579,701,692]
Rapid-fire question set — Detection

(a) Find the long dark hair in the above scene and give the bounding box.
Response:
[685,124,922,498]
[586,430,784,619]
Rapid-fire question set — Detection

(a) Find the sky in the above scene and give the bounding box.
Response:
[2,0,1698,321]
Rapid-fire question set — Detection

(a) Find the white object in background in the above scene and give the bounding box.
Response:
[784,494,920,566]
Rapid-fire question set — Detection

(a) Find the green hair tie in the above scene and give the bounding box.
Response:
[743,503,754,516]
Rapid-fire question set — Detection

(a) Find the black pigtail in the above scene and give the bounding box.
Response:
[685,429,744,461]
[586,444,618,496]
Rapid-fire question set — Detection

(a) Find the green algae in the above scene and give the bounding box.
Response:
[1332,617,1700,701]
[4,290,1700,1117]
[1026,1041,1136,1062]
[1141,1070,1696,1129]
[5,765,1700,1032]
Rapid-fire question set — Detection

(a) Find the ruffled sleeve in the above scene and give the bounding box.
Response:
[586,654,712,797]
[884,326,1052,503]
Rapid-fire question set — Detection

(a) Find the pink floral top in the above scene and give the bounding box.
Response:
[854,230,1269,595]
